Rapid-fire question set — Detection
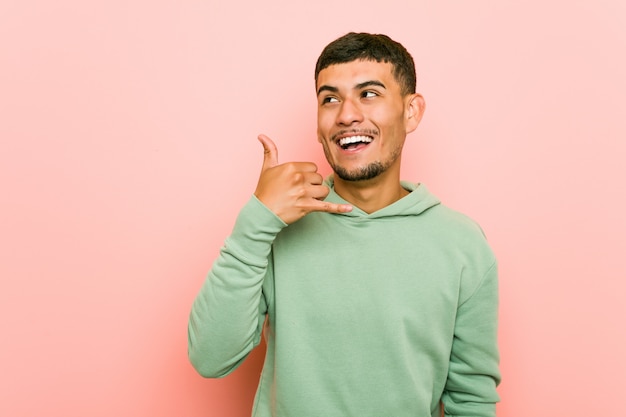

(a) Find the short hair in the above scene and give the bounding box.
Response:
[315,32,417,96]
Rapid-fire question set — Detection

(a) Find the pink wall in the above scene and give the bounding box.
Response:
[2,1,625,416]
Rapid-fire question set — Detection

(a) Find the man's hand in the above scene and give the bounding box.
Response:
[254,134,352,224]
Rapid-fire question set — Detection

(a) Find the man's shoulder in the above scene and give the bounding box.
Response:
[421,202,495,259]
[428,203,486,233]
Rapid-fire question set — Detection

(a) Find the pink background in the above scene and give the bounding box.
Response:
[1,1,625,416]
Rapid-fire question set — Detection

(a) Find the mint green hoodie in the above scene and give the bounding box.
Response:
[188,180,500,417]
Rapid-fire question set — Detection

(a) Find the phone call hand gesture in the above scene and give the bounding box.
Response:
[254,134,353,224]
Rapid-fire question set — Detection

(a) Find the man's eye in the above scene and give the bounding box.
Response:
[322,96,339,104]
[362,91,378,98]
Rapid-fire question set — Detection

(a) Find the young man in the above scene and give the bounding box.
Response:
[188,33,501,417]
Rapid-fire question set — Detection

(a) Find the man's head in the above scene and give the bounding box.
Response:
[315,32,417,97]
[314,33,425,185]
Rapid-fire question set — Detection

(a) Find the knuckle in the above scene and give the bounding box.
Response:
[280,163,295,174]
[292,172,304,183]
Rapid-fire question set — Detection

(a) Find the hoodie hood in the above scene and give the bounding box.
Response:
[323,175,441,220]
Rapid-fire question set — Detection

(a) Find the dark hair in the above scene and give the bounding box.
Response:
[315,32,416,96]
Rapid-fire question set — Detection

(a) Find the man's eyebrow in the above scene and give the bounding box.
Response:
[316,80,386,96]
[317,85,338,96]
[356,80,386,90]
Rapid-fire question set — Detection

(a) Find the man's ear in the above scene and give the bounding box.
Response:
[405,93,426,134]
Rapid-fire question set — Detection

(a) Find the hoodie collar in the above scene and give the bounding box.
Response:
[324,175,440,219]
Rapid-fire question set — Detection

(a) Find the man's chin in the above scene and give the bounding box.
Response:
[333,162,385,182]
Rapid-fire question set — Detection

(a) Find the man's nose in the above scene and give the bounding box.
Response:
[336,99,364,126]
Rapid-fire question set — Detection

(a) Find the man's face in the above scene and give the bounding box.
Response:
[316,60,423,182]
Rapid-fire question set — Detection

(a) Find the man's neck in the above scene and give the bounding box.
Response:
[333,172,409,214]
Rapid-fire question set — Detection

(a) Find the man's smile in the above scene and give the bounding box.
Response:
[337,135,373,150]
[332,130,378,151]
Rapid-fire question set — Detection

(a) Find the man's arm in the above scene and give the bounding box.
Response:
[187,135,352,377]
[442,261,501,416]
[188,196,284,377]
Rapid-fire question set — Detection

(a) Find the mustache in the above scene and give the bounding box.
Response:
[331,129,379,142]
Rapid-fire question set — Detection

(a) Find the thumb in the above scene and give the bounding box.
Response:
[258,134,279,171]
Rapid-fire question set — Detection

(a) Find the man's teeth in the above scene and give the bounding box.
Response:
[338,136,373,147]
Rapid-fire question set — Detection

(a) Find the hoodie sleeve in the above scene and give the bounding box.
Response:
[442,261,501,417]
[187,196,286,378]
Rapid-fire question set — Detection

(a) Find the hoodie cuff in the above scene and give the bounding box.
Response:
[225,196,287,265]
